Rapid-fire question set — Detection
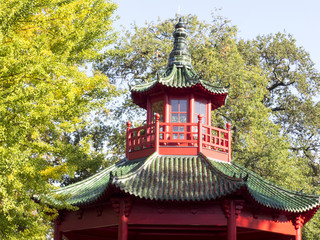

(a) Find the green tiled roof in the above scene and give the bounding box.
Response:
[50,153,320,213]
[131,64,228,94]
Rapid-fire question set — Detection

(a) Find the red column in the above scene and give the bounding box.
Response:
[207,101,211,125]
[296,227,301,240]
[164,94,169,123]
[190,94,194,123]
[54,219,62,240]
[118,213,128,240]
[293,216,304,240]
[155,113,160,152]
[197,115,203,153]
[126,121,131,159]
[228,201,236,240]
[223,200,244,240]
[117,199,131,240]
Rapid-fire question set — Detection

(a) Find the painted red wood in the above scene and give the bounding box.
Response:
[159,122,198,146]
[118,214,128,240]
[202,124,229,153]
[189,93,195,124]
[165,94,169,123]
[159,146,198,155]
[293,216,304,240]
[127,123,156,152]
[237,209,295,235]
[54,220,62,240]
[155,114,160,153]
[223,200,237,240]
[296,227,301,240]
[59,205,118,232]
[201,148,228,161]
[198,115,203,154]
[128,148,155,160]
[127,121,231,160]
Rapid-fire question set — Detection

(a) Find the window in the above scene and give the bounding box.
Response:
[194,101,206,124]
[171,99,187,123]
[152,101,164,122]
[170,99,188,140]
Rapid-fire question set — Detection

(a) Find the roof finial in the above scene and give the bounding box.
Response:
[167,18,192,69]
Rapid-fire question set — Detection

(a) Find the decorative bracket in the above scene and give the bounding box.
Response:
[292,215,305,230]
[222,199,244,219]
[111,197,133,217]
[96,205,104,216]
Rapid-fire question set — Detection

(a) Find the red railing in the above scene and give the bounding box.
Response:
[126,122,156,153]
[126,114,231,161]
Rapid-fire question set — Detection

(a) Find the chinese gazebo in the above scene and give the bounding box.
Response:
[51,19,320,240]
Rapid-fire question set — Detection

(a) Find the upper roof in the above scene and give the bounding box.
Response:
[131,19,228,109]
[49,153,320,216]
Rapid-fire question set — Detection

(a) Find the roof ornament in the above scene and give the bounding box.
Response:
[167,18,192,69]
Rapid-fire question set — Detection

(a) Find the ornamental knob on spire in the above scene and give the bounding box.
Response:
[167,18,192,69]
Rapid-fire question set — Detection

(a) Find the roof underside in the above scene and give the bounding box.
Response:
[50,153,320,214]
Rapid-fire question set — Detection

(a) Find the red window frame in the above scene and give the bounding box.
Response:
[170,99,188,123]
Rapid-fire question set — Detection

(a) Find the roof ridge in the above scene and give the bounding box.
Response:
[233,162,318,197]
[199,152,246,184]
[113,152,158,184]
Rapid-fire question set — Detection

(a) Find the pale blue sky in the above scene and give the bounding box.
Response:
[113,0,320,69]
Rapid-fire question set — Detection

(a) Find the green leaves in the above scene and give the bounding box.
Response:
[0,0,117,238]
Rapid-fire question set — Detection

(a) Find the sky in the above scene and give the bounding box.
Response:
[113,0,320,70]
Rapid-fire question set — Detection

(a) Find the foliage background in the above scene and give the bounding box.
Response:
[0,0,117,239]
[0,0,319,238]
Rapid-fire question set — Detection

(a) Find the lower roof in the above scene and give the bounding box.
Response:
[49,153,320,214]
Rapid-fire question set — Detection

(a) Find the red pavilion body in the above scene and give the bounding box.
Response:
[51,19,320,240]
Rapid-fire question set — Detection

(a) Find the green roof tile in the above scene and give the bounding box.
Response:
[49,153,320,214]
[131,65,228,94]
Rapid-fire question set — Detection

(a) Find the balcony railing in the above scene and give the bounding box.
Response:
[126,114,231,161]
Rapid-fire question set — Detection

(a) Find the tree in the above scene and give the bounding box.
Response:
[96,14,320,238]
[0,0,117,239]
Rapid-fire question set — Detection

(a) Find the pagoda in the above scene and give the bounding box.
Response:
[51,19,320,240]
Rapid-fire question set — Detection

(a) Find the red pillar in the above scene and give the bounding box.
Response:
[164,94,170,123]
[118,213,128,240]
[296,227,301,240]
[54,219,62,240]
[155,113,160,152]
[293,216,304,240]
[118,200,129,240]
[223,200,244,240]
[198,115,203,153]
[227,201,236,240]
[189,94,194,123]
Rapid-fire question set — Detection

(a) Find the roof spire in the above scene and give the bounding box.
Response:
[167,18,192,69]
